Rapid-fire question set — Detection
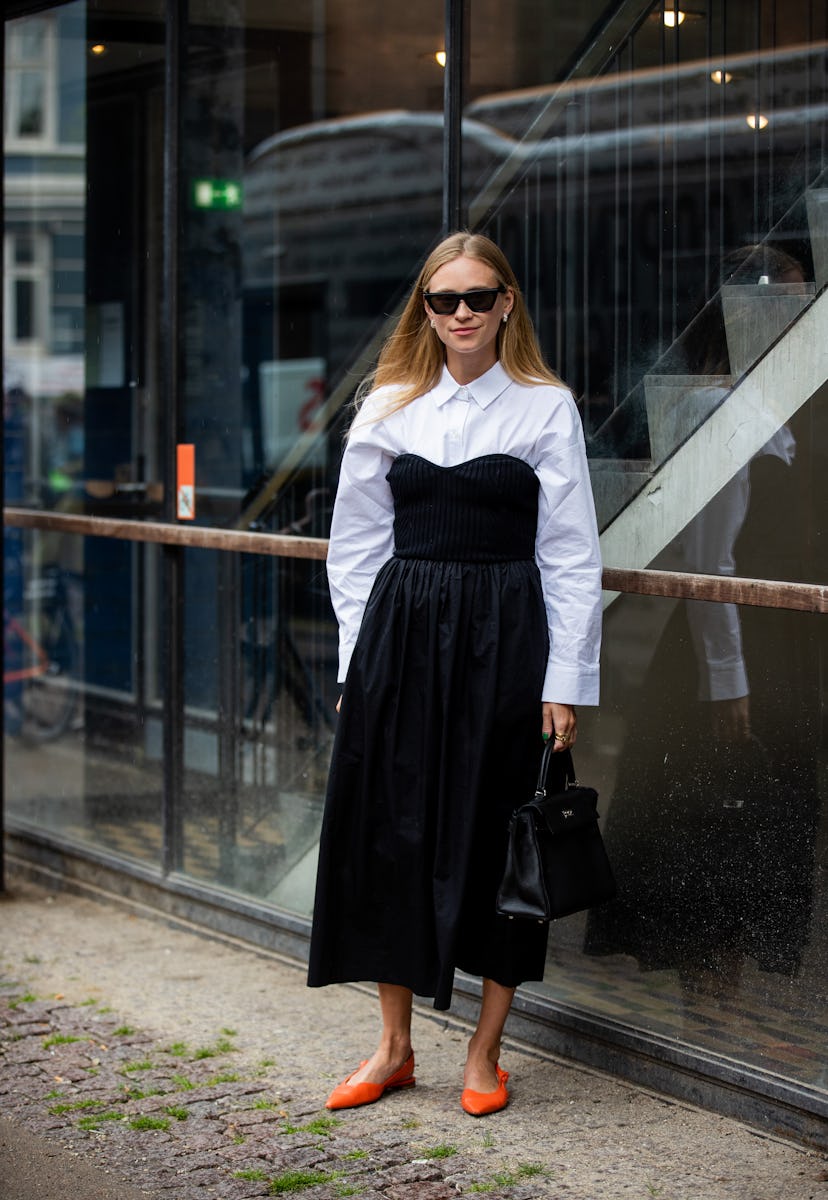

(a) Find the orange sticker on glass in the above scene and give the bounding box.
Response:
[177,444,195,520]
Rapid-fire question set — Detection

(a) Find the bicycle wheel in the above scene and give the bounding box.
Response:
[21,606,79,741]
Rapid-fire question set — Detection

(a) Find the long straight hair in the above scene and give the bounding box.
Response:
[355,232,562,418]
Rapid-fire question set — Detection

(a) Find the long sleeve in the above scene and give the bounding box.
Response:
[326,367,603,704]
[533,397,603,705]
[679,472,750,701]
[326,414,396,684]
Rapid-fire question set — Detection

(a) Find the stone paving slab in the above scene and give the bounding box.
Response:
[1,876,827,1199]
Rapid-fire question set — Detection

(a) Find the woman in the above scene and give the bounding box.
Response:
[308,232,602,1115]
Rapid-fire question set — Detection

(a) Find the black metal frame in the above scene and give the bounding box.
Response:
[442,0,467,232]
[161,0,187,876]
[0,16,5,895]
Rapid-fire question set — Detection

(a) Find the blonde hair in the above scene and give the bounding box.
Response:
[355,232,562,419]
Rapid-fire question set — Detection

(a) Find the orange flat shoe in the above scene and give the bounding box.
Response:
[325,1052,416,1111]
[461,1064,510,1116]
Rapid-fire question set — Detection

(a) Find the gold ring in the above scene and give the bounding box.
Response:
[554,732,568,742]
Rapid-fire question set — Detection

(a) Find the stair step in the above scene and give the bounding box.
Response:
[588,457,653,530]
[805,188,828,290]
[721,282,816,377]
[642,374,733,466]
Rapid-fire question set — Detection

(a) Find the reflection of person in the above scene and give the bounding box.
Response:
[667,245,802,743]
[308,232,602,1115]
[586,244,816,999]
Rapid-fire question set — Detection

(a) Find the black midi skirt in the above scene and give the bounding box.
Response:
[307,453,550,1010]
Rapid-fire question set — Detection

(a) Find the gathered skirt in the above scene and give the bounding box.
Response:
[307,551,551,1010]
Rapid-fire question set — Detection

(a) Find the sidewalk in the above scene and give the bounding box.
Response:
[1,874,826,1200]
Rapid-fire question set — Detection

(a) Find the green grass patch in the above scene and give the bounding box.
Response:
[422,1144,457,1160]
[112,1025,135,1036]
[209,1071,241,1085]
[164,1105,189,1121]
[268,1170,338,1195]
[221,1027,237,1037]
[166,1041,188,1057]
[129,1114,170,1132]
[170,1073,195,1091]
[43,1034,82,1049]
[79,998,97,1006]
[468,1164,549,1193]
[44,1089,65,1101]
[122,1084,163,1100]
[342,1149,367,1161]
[283,1115,341,1137]
[23,955,41,964]
[192,1036,236,1059]
[77,1111,124,1131]
[121,1059,153,1073]
[234,1169,269,1182]
[253,1098,278,1111]
[49,1099,105,1115]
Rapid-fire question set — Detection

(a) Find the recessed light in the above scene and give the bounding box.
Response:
[746,113,769,130]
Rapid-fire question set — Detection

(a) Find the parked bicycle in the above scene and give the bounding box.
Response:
[4,565,80,742]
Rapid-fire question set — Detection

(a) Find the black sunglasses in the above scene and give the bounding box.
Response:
[423,286,506,315]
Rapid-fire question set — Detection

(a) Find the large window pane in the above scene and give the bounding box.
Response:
[464,0,828,1097]
[4,3,166,867]
[528,591,827,1092]
[175,0,443,905]
[467,0,828,582]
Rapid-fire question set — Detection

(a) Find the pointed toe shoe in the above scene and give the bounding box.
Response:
[461,1064,510,1116]
[325,1052,416,1111]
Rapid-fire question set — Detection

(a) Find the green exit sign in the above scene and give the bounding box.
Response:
[192,179,243,210]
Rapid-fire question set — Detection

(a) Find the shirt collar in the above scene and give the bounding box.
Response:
[432,361,512,410]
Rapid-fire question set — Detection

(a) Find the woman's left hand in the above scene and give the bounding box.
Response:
[542,702,577,752]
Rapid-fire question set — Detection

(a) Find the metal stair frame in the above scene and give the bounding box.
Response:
[599,287,828,599]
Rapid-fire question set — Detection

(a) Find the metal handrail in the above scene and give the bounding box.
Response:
[5,506,826,613]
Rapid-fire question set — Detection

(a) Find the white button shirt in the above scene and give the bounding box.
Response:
[327,361,603,705]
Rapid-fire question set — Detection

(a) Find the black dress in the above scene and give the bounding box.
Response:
[308,453,550,1010]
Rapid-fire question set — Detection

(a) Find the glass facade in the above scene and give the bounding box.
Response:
[4,0,827,1137]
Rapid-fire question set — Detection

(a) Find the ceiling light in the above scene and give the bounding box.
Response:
[710,69,733,85]
[746,113,769,130]
[90,42,107,56]
[663,9,686,25]
[435,50,447,67]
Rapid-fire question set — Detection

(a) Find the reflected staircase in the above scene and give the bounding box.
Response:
[591,184,828,587]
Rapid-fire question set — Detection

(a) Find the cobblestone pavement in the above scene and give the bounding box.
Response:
[1,876,828,1200]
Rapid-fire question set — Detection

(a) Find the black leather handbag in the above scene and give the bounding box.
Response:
[496,743,616,922]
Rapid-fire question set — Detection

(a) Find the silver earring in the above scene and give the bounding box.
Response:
[502,313,509,324]
[430,320,436,329]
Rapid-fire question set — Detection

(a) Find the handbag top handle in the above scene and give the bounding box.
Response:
[536,742,577,796]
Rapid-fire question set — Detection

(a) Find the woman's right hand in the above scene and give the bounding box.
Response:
[336,695,342,714]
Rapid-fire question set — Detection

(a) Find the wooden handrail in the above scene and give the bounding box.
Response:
[3,506,327,561]
[4,506,827,612]
[601,566,828,614]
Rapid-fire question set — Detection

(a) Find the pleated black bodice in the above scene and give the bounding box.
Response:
[387,453,539,563]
